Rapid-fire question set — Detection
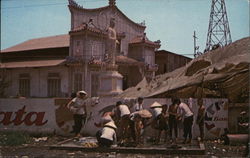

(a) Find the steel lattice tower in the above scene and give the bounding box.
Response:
[205,0,232,51]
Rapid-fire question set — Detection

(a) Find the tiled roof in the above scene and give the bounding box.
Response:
[69,23,107,35]
[1,34,69,53]
[0,59,66,68]
[129,36,161,48]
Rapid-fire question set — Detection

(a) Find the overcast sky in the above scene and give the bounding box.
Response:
[1,0,249,57]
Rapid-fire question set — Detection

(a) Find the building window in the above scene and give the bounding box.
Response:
[91,73,99,97]
[47,73,61,97]
[74,73,82,92]
[76,41,80,46]
[19,73,30,97]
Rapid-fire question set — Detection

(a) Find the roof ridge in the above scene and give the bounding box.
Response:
[1,34,69,53]
[28,34,69,41]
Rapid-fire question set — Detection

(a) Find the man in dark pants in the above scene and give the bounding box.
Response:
[174,98,194,144]
[196,98,205,142]
[96,121,117,147]
[168,100,179,144]
[67,91,88,137]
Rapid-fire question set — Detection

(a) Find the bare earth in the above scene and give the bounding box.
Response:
[0,136,248,158]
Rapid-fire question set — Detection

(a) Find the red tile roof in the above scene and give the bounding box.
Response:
[129,36,160,48]
[69,23,107,35]
[0,59,66,68]
[1,34,69,53]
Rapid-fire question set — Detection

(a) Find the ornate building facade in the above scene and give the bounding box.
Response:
[0,0,160,97]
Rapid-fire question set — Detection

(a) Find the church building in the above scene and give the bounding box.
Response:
[0,0,160,98]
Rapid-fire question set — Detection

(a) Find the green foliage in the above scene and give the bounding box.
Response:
[0,73,10,98]
[0,131,32,146]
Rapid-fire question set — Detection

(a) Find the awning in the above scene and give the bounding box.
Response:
[0,59,66,68]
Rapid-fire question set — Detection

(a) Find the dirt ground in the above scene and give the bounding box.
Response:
[0,136,248,158]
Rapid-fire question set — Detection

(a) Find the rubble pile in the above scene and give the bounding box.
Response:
[119,37,250,103]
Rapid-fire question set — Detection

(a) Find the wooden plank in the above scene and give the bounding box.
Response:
[49,144,205,155]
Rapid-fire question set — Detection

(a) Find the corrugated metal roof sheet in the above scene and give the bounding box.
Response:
[1,34,69,53]
[0,59,66,68]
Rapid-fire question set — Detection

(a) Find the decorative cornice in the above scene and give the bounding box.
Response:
[109,0,116,6]
[68,0,145,29]
[69,22,108,36]
[68,0,84,10]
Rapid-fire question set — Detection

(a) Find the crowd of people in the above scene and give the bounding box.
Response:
[66,90,205,147]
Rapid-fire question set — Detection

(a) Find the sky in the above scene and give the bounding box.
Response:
[1,0,249,58]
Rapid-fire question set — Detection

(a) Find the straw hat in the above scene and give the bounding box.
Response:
[77,90,87,95]
[77,91,88,99]
[150,101,162,108]
[104,121,117,129]
[138,109,152,118]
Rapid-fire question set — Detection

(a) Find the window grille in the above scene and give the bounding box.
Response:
[47,73,61,97]
[19,73,30,97]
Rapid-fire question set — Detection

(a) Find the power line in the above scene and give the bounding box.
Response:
[2,2,67,9]
[1,0,107,9]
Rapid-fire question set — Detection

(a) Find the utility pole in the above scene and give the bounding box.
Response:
[193,31,200,58]
[205,0,232,52]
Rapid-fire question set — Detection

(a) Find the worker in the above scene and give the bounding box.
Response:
[134,97,144,111]
[174,98,194,144]
[150,102,168,144]
[196,98,205,142]
[67,90,88,137]
[96,121,117,147]
[114,101,131,142]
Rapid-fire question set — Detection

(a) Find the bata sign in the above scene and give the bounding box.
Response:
[0,106,48,126]
[0,99,57,133]
[0,98,228,138]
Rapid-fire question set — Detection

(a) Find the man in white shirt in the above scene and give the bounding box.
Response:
[67,90,88,137]
[96,121,117,147]
[115,101,131,142]
[134,97,144,112]
[174,98,194,144]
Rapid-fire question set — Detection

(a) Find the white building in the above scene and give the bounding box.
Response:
[0,0,160,98]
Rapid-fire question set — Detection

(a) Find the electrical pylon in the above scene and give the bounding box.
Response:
[205,0,232,51]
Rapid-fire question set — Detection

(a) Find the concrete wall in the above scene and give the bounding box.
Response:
[0,98,228,140]
[0,99,58,134]
[4,66,69,98]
